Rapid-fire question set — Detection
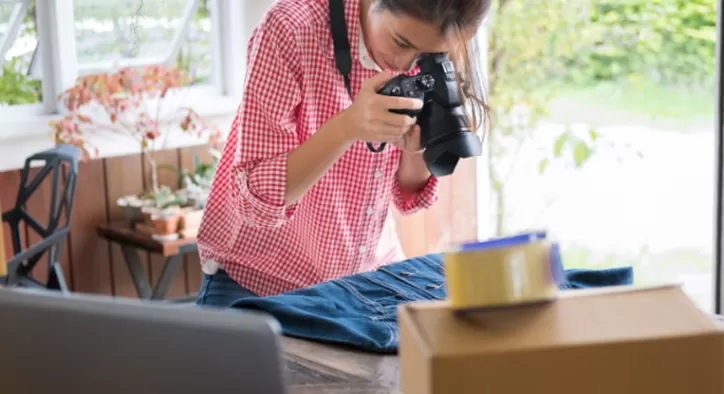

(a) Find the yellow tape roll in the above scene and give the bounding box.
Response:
[444,241,558,310]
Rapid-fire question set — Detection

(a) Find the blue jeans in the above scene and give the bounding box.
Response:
[201,253,633,353]
[196,270,257,308]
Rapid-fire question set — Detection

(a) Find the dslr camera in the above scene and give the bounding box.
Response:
[373,52,482,178]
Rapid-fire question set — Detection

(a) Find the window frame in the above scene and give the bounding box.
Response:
[475,14,493,241]
[714,0,724,314]
[0,0,247,141]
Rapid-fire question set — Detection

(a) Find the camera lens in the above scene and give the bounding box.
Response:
[423,132,481,177]
[418,105,482,177]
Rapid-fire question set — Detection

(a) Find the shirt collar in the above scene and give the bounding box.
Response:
[358,28,382,71]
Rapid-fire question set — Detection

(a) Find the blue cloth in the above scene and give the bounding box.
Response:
[223,253,633,354]
[196,272,257,308]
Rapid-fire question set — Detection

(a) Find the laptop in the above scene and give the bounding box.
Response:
[0,287,288,394]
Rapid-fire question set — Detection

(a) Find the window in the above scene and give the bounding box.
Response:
[0,0,246,129]
[478,0,718,311]
[73,0,212,85]
[0,0,43,111]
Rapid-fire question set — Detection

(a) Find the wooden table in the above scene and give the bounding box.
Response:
[282,337,399,393]
[97,222,198,302]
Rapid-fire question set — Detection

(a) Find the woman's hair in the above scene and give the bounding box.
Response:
[374,0,492,136]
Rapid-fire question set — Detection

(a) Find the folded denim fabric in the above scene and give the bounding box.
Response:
[230,253,633,353]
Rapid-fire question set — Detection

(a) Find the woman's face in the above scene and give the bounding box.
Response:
[361,2,456,72]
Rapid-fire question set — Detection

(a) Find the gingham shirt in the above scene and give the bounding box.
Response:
[196,0,439,297]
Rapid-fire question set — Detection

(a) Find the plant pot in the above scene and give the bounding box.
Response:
[123,205,144,223]
[117,195,150,223]
[180,228,199,239]
[151,214,180,236]
[180,209,204,231]
[141,206,156,225]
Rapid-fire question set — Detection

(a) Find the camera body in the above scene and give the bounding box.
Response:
[376,53,482,177]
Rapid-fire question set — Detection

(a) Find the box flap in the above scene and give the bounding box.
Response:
[404,284,719,357]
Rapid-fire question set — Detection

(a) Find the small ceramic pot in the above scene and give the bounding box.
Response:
[180,209,204,230]
[141,206,156,225]
[117,195,150,223]
[151,215,180,236]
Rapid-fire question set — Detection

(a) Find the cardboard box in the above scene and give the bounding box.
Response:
[399,284,724,394]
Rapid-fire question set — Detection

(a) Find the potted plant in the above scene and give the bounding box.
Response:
[50,65,222,222]
[184,148,220,209]
[132,185,187,241]
[117,194,152,223]
[161,147,220,210]
[154,148,219,238]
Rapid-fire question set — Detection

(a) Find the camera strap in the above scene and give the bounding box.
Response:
[329,0,386,153]
[329,0,353,98]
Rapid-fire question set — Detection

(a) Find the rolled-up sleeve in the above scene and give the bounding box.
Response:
[392,175,440,215]
[230,13,302,229]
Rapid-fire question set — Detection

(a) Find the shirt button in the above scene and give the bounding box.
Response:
[374,171,382,179]
[367,207,374,215]
[359,246,367,254]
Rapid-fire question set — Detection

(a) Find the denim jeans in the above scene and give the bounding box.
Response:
[196,271,257,308]
[224,253,632,353]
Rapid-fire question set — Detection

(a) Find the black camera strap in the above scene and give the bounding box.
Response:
[329,0,385,152]
[329,0,353,98]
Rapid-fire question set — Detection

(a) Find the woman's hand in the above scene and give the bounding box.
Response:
[392,125,424,153]
[341,71,423,144]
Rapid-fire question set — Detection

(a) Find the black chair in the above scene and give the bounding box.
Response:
[1,144,80,292]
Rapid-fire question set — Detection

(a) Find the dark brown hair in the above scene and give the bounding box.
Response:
[374,0,491,135]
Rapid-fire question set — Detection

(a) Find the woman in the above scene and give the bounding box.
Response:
[196,0,490,307]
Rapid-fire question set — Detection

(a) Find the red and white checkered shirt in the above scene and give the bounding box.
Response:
[196,0,439,297]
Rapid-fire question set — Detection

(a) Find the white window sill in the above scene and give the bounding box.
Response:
[0,88,239,173]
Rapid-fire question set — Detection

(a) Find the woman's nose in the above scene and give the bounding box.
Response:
[394,53,419,71]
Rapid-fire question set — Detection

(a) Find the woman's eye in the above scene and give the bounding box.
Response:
[394,39,413,49]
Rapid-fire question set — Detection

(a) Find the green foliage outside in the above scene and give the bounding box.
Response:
[0,0,39,107]
[485,0,717,235]
[576,0,716,89]
[0,56,41,106]
[1,0,210,107]
[486,0,717,307]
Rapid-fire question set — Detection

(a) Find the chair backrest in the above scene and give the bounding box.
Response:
[3,144,80,275]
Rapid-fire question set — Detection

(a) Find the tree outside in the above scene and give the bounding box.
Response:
[484,0,717,310]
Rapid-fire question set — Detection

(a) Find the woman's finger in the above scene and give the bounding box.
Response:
[378,111,416,128]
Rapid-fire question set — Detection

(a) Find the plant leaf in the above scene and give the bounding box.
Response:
[538,158,550,174]
[589,129,599,142]
[573,141,593,167]
[553,132,568,157]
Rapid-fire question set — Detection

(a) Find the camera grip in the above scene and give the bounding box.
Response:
[369,74,426,153]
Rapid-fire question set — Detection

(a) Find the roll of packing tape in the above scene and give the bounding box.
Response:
[444,236,561,311]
